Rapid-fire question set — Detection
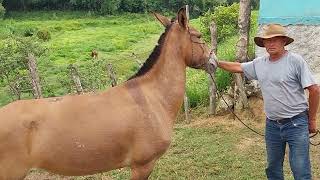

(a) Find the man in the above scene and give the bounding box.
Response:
[211,24,320,179]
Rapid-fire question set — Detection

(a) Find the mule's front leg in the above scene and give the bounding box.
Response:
[131,159,157,180]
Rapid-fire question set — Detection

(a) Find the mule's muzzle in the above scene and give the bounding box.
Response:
[204,51,218,74]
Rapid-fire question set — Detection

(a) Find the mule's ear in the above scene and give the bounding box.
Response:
[153,12,171,27]
[178,6,188,29]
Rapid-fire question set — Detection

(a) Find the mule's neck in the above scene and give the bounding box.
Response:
[141,34,187,121]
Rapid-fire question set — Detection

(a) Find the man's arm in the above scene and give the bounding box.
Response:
[217,61,243,73]
[306,84,320,133]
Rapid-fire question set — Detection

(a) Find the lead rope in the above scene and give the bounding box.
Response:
[309,130,320,146]
[207,63,320,146]
[208,73,264,137]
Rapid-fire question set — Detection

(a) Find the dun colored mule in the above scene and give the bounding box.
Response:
[0,7,212,180]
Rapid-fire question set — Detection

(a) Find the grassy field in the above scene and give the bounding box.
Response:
[0,10,251,107]
[0,12,164,105]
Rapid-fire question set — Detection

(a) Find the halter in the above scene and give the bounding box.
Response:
[187,26,207,69]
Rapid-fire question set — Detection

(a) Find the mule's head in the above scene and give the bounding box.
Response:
[154,7,213,72]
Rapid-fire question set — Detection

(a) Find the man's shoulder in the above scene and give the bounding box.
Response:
[288,52,305,65]
[252,55,268,64]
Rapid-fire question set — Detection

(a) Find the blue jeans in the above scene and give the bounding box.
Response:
[265,112,311,180]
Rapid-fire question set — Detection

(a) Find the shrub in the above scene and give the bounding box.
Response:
[200,3,239,43]
[23,27,37,37]
[100,0,121,15]
[119,0,146,13]
[0,3,5,19]
[37,29,51,41]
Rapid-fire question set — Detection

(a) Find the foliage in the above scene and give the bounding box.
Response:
[119,0,146,13]
[251,0,260,10]
[36,28,51,41]
[0,36,46,100]
[200,3,239,43]
[0,2,5,18]
[100,0,121,15]
[77,60,108,91]
[23,26,37,37]
[2,0,231,16]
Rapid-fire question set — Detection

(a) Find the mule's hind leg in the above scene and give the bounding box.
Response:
[131,159,157,180]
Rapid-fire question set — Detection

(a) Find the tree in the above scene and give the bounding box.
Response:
[234,0,250,110]
[0,1,5,19]
[200,3,240,43]
[119,0,146,13]
[0,36,46,100]
[100,0,121,14]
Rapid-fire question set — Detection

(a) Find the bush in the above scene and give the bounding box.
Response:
[37,29,51,41]
[100,0,121,15]
[0,3,5,19]
[119,0,146,13]
[24,27,37,37]
[200,3,239,43]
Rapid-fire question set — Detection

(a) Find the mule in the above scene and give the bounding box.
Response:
[0,7,212,180]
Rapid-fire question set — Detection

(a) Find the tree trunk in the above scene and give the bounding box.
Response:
[184,92,190,124]
[209,21,217,115]
[21,0,26,11]
[69,64,83,95]
[8,82,21,100]
[106,63,117,87]
[234,0,251,110]
[27,53,42,99]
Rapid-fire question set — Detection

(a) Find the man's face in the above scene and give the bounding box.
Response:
[262,36,287,55]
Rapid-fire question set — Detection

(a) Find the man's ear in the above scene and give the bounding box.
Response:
[153,12,171,27]
[178,7,188,29]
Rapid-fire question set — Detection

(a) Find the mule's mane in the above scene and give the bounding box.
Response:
[128,19,176,80]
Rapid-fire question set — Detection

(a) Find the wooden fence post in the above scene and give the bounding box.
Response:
[106,63,117,87]
[209,21,218,115]
[184,92,190,123]
[27,53,42,99]
[234,0,251,110]
[186,5,190,21]
[69,64,83,95]
[184,5,191,123]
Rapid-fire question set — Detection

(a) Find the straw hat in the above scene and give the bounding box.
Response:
[254,24,294,47]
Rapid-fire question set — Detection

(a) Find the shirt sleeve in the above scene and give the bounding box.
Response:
[298,58,316,88]
[241,60,258,80]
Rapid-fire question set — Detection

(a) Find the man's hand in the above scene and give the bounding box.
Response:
[309,118,317,134]
[205,50,219,74]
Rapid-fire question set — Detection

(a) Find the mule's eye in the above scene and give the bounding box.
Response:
[195,33,202,38]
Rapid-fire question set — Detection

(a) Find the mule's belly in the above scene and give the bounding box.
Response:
[32,119,133,176]
[35,137,131,176]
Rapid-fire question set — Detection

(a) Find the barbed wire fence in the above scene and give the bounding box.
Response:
[0,54,120,106]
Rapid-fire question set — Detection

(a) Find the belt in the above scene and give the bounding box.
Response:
[272,110,308,125]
